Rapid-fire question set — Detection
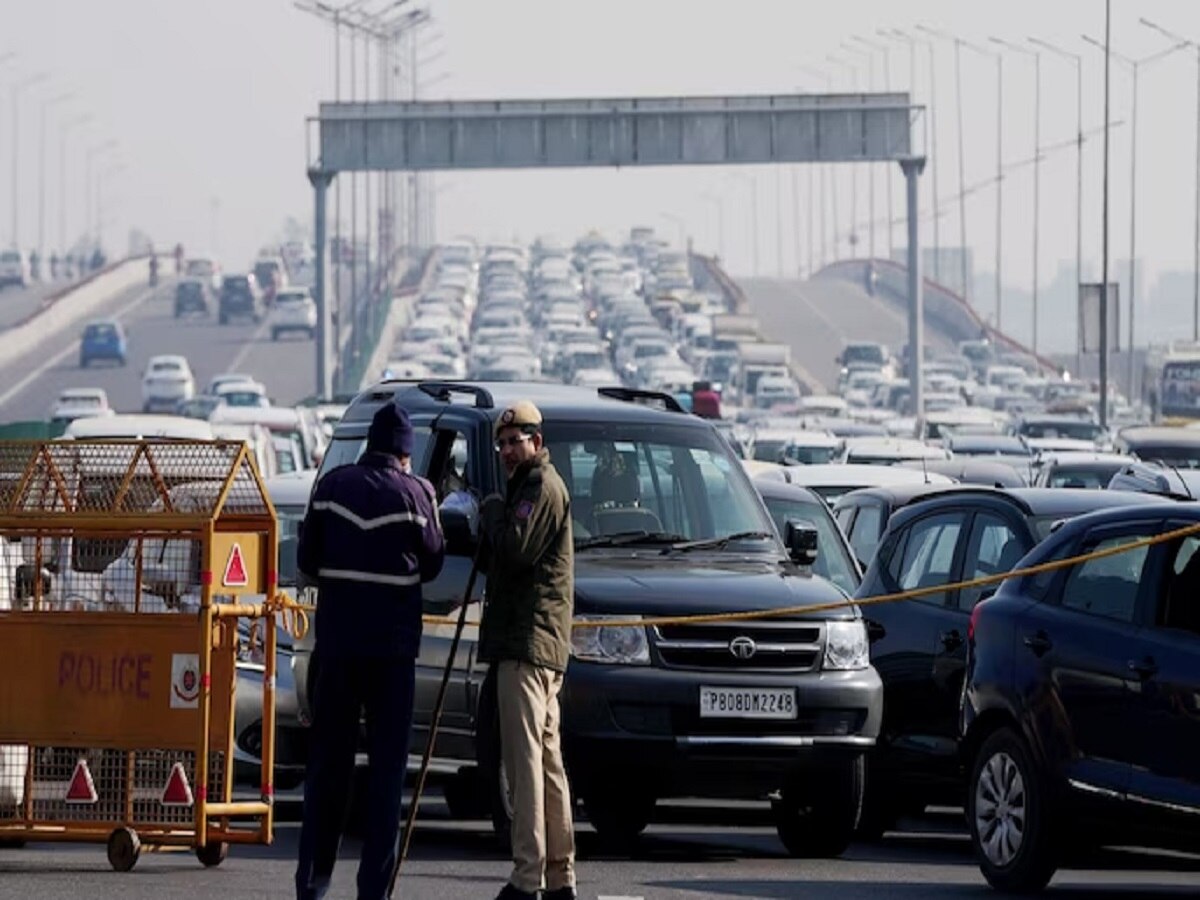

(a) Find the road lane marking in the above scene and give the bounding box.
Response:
[0,283,162,410]
[225,311,276,376]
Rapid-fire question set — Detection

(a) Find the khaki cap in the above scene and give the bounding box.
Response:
[495,400,543,436]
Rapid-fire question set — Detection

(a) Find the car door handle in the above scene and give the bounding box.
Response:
[1023,631,1052,656]
[939,629,963,651]
[1127,657,1159,679]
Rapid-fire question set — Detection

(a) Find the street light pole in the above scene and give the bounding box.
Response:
[828,55,861,259]
[919,27,971,300]
[797,64,833,270]
[11,72,49,249]
[1140,18,1200,343]
[84,139,116,249]
[1084,34,1186,396]
[991,38,1041,353]
[39,91,73,261]
[1029,37,1083,374]
[727,173,760,275]
[660,211,686,250]
[853,36,896,260]
[844,43,878,264]
[59,113,89,256]
[701,192,726,262]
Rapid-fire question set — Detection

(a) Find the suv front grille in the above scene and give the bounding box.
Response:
[653,620,823,672]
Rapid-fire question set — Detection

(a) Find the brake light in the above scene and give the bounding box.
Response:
[968,603,983,644]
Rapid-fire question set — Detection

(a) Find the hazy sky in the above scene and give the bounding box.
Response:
[6,0,1200,307]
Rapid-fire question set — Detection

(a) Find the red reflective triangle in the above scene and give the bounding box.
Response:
[65,759,97,804]
[222,543,248,587]
[161,762,194,807]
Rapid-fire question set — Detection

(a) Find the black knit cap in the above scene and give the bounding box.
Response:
[367,400,415,457]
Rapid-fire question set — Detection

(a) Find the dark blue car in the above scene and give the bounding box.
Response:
[962,503,1200,891]
[80,319,127,368]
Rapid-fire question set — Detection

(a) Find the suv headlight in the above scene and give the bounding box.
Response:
[571,615,650,665]
[823,620,869,671]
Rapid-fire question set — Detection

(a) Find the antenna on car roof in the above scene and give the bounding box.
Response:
[1167,463,1195,501]
[920,454,930,485]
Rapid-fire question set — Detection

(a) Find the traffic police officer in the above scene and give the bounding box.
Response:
[480,401,577,900]
[294,401,444,900]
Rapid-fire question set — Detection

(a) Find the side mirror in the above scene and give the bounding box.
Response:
[441,506,478,557]
[784,519,819,566]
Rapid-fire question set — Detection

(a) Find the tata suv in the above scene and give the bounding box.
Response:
[295,380,883,857]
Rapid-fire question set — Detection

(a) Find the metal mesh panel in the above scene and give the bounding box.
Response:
[107,536,205,613]
[0,440,273,612]
[223,454,271,516]
[0,746,227,827]
[0,744,29,821]
[0,441,269,518]
[31,747,127,823]
[131,749,225,827]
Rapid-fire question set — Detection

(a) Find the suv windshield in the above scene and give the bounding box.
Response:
[543,421,774,548]
[843,344,885,366]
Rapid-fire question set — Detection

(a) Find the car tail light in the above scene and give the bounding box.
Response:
[968,603,983,644]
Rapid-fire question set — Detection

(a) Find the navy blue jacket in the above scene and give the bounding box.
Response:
[298,452,445,658]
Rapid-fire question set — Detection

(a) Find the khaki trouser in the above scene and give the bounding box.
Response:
[497,659,576,894]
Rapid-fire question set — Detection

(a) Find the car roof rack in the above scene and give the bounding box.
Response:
[417,381,495,409]
[597,387,684,413]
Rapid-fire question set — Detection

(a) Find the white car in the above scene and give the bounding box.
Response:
[205,372,256,396]
[49,387,110,420]
[185,256,223,294]
[0,249,31,289]
[214,379,270,408]
[141,355,196,412]
[270,288,317,340]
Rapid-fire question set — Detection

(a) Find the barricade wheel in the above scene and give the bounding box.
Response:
[106,827,141,872]
[195,841,229,868]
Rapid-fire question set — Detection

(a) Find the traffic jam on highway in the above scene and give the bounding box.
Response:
[1,226,1198,895]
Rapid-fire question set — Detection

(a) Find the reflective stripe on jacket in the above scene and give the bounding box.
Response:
[298,451,445,658]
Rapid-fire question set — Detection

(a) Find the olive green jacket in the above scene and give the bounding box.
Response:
[478,449,574,672]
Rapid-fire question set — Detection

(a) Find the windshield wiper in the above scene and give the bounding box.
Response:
[665,531,777,552]
[575,530,690,550]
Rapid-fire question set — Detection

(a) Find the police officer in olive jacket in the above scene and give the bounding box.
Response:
[479,400,577,900]
[295,401,444,900]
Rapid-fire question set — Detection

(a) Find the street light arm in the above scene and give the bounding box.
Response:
[990,36,1035,57]
[1081,34,1134,67]
[914,24,950,40]
[1028,37,1081,63]
[1140,17,1195,47]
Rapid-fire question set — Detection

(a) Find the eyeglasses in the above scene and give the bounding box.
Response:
[494,434,533,452]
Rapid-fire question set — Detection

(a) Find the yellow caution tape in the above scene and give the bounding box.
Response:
[423,517,1200,631]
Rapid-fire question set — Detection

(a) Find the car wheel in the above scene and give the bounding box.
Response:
[968,727,1058,893]
[772,755,863,858]
[855,770,901,842]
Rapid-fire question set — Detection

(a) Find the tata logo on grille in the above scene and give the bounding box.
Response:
[728,636,757,660]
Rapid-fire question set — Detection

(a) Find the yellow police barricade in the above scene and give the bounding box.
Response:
[0,439,280,871]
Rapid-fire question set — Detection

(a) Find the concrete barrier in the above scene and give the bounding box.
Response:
[0,256,158,371]
[358,250,439,391]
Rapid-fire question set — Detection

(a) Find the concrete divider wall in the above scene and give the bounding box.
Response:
[358,249,440,391]
[818,258,1063,375]
[0,256,158,370]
